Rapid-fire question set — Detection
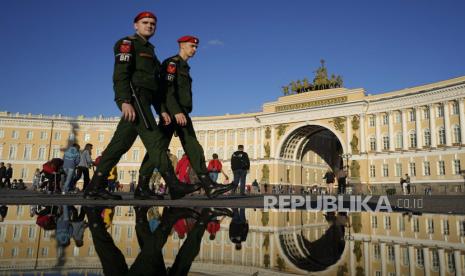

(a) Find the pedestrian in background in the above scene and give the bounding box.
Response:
[62,143,80,194]
[207,153,228,182]
[231,145,250,195]
[75,143,93,191]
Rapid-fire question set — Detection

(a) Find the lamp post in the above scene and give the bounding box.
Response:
[340,153,352,177]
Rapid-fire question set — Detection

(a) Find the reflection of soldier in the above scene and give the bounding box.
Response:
[229,208,249,250]
[86,206,231,276]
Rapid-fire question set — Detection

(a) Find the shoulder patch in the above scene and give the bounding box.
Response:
[167,62,177,74]
[127,35,137,40]
[119,40,132,53]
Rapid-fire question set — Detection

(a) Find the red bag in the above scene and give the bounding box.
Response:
[36,214,56,230]
[42,158,63,174]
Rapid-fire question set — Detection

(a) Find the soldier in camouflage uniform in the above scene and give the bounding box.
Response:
[84,12,199,200]
[158,36,235,198]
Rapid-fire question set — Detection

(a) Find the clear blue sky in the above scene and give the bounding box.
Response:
[1,0,465,117]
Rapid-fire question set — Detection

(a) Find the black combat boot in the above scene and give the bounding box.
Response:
[198,174,235,199]
[134,175,164,200]
[161,170,201,200]
[84,174,122,200]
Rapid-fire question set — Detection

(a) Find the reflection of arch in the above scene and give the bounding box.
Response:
[278,216,346,272]
[277,123,344,171]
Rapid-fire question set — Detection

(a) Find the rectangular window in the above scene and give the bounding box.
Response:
[54,132,61,141]
[369,165,376,178]
[409,110,416,122]
[118,170,125,181]
[84,133,91,142]
[424,130,431,146]
[370,137,376,151]
[452,101,460,115]
[460,221,465,236]
[9,145,17,160]
[68,133,75,141]
[423,161,431,176]
[88,246,95,256]
[399,216,405,232]
[23,145,32,160]
[387,245,395,262]
[438,160,446,175]
[382,164,389,177]
[427,219,434,234]
[396,133,403,149]
[127,227,133,239]
[385,216,391,230]
[409,162,416,177]
[416,248,424,267]
[40,131,47,140]
[371,215,378,228]
[98,133,104,142]
[413,217,420,232]
[424,107,430,120]
[402,247,409,266]
[432,249,440,271]
[453,160,461,175]
[26,248,33,257]
[13,226,21,240]
[52,147,60,158]
[382,114,389,125]
[443,220,449,235]
[0,129,4,138]
[21,168,28,179]
[395,163,402,177]
[12,130,19,139]
[132,149,140,161]
[73,247,80,257]
[11,248,19,257]
[383,136,390,150]
[438,105,444,117]
[373,244,381,259]
[38,147,46,160]
[41,247,49,257]
[447,252,456,272]
[26,131,33,140]
[369,116,375,127]
[28,226,36,239]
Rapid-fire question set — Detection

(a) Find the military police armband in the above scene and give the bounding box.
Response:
[116,40,133,63]
[165,61,176,81]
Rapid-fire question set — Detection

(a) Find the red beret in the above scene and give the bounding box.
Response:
[177,36,199,44]
[134,11,157,23]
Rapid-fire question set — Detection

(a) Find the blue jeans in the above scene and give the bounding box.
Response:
[63,168,75,193]
[209,172,219,182]
[232,169,247,194]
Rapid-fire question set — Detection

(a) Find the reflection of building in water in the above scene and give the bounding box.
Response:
[1,76,465,193]
[1,206,465,275]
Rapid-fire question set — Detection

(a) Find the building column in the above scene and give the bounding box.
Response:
[360,114,367,153]
[459,98,465,145]
[260,127,265,158]
[346,116,352,154]
[234,129,238,149]
[388,112,395,151]
[443,101,452,146]
[409,246,416,276]
[270,126,276,158]
[349,240,356,275]
[375,114,382,152]
[254,127,258,159]
[429,104,437,148]
[243,129,248,158]
[223,130,228,161]
[364,241,371,275]
[415,107,423,149]
[438,248,445,276]
[402,110,409,150]
[454,250,462,276]
[423,247,431,276]
[394,244,401,276]
[214,131,218,154]
[380,242,387,276]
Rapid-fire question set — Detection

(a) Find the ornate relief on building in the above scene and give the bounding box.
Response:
[276,124,288,139]
[264,143,271,158]
[351,116,359,131]
[350,134,359,154]
[265,127,271,139]
[329,117,345,133]
[350,160,360,178]
[261,164,270,182]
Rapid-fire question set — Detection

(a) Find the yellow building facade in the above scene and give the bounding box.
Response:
[1,76,465,193]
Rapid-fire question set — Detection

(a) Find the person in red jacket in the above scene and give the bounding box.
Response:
[176,154,191,184]
[207,153,229,183]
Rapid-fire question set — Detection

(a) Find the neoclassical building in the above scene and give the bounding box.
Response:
[1,76,464,193]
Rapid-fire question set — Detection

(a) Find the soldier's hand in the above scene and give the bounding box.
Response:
[121,103,136,122]
[161,112,171,125]
[174,113,187,126]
